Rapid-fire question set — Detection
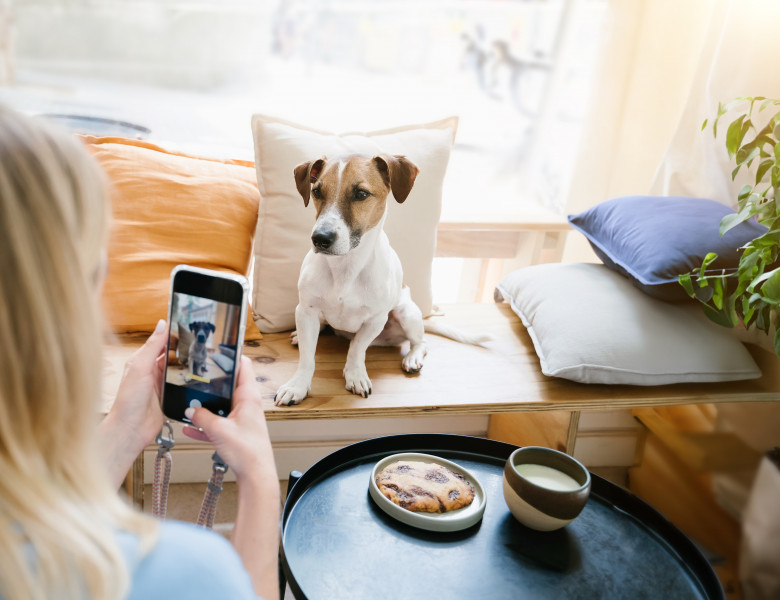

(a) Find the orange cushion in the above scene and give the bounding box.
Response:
[82,136,262,340]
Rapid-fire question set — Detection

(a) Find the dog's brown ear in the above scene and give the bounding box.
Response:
[293,157,326,207]
[373,154,419,203]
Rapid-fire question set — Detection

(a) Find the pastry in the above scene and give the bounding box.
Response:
[376,460,475,513]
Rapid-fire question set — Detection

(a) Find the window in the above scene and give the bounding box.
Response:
[1,0,607,301]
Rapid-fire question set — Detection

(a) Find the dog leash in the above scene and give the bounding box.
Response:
[152,423,175,519]
[152,421,228,529]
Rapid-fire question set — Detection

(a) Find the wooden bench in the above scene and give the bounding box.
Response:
[105,302,780,504]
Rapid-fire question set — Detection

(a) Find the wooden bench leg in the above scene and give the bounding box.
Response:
[122,452,145,509]
[566,411,581,456]
[487,410,577,454]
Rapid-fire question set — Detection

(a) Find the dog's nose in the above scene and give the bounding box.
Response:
[312,229,336,251]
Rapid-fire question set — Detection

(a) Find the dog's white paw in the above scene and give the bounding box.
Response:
[402,343,427,373]
[343,365,372,398]
[274,378,309,406]
[289,330,298,346]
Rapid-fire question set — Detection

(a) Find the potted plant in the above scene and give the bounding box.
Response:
[679,96,780,356]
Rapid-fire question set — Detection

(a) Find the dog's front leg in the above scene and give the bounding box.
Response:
[343,314,388,398]
[275,305,321,406]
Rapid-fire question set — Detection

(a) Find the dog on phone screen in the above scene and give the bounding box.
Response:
[188,321,215,377]
[274,154,488,406]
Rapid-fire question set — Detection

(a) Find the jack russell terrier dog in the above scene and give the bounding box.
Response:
[188,320,215,378]
[274,153,487,406]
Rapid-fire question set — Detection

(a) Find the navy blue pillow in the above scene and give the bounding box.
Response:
[567,196,768,301]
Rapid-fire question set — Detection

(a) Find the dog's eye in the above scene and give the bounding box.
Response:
[311,187,322,200]
[353,189,370,201]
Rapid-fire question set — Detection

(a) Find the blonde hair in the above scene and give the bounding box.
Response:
[0,105,154,599]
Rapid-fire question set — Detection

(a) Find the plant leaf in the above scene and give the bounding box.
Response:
[702,303,737,328]
[712,278,724,309]
[713,101,728,137]
[775,321,780,355]
[756,306,771,333]
[744,146,761,168]
[749,96,766,115]
[761,269,780,303]
[726,291,739,324]
[726,114,747,157]
[757,158,774,185]
[695,285,714,303]
[742,298,755,326]
[699,252,719,278]
[678,273,694,297]
[719,206,752,235]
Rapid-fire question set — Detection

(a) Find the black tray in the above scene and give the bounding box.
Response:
[281,434,723,600]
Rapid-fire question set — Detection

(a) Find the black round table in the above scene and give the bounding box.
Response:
[280,434,723,600]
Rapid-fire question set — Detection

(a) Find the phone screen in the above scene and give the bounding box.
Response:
[162,267,247,423]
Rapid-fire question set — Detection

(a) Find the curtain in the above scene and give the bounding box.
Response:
[563,0,780,261]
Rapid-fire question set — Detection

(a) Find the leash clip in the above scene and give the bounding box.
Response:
[155,421,175,457]
[211,451,229,476]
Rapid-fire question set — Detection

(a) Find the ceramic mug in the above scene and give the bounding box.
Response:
[503,446,591,531]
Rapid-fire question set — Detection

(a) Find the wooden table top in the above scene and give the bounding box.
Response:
[102,303,780,420]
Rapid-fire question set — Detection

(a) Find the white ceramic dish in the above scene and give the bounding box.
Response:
[368,452,486,532]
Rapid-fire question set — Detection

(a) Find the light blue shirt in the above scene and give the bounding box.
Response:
[119,520,260,599]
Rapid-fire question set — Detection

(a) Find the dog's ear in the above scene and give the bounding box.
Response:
[293,157,326,207]
[207,323,216,334]
[372,155,419,203]
[189,322,197,333]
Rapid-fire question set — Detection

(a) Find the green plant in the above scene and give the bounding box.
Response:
[679,96,780,355]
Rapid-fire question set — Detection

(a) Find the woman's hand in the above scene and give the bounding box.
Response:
[181,356,277,485]
[182,356,281,600]
[99,319,168,488]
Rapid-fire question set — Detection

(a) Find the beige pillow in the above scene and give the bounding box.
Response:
[250,115,458,332]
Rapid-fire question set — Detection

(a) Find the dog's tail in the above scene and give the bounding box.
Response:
[423,319,491,346]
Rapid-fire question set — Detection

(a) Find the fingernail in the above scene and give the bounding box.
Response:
[154,319,166,334]
[184,407,195,420]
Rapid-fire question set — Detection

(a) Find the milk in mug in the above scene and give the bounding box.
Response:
[513,463,581,491]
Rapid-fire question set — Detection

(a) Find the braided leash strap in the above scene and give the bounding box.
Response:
[152,422,175,519]
[197,452,228,528]
[152,423,227,528]
[152,450,172,519]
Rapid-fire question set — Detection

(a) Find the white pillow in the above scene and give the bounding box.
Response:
[494,263,761,385]
[250,114,458,332]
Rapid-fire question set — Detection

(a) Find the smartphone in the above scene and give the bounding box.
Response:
[161,265,249,424]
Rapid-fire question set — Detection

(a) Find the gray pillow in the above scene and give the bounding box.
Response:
[494,263,761,385]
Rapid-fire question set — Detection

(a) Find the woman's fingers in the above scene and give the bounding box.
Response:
[181,424,211,443]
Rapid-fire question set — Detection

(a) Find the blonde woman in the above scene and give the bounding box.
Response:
[0,105,280,600]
